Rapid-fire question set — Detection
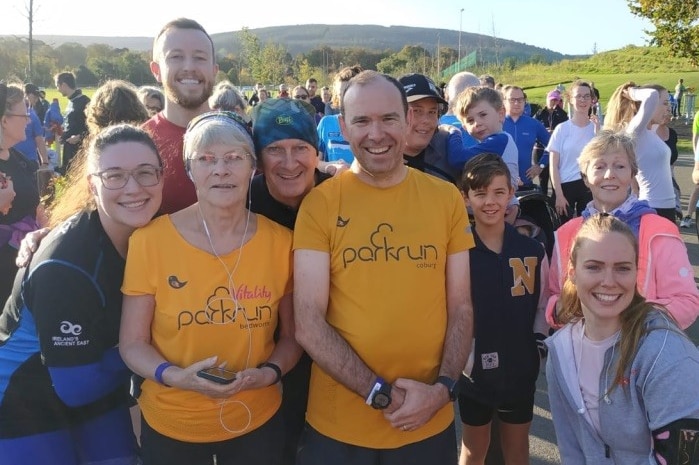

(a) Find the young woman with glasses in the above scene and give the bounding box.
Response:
[0,124,163,464]
[546,80,599,223]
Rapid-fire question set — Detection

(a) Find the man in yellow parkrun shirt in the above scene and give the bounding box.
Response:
[293,70,475,465]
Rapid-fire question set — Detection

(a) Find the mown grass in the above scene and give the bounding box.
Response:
[39,46,699,147]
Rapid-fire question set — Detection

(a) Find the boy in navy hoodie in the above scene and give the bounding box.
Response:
[458,153,549,465]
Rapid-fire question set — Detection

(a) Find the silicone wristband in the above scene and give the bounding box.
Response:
[154,361,173,387]
[257,362,282,385]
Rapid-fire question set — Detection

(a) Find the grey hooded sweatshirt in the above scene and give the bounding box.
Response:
[546,310,699,464]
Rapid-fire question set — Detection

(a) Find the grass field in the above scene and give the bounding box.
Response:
[42,67,698,150]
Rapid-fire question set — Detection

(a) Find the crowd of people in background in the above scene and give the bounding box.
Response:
[1,16,699,465]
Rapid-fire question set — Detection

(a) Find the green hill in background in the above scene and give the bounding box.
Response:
[17,24,570,62]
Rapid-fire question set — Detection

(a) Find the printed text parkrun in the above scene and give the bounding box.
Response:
[342,223,439,268]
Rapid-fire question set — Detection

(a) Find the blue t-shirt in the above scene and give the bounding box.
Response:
[317,114,354,164]
[12,109,43,162]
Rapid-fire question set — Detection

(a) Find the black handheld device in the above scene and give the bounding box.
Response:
[197,367,237,384]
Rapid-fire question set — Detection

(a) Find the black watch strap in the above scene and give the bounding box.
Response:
[366,377,392,409]
[435,375,459,401]
[257,362,282,385]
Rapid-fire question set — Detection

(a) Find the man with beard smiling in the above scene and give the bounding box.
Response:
[398,73,465,185]
[144,18,218,214]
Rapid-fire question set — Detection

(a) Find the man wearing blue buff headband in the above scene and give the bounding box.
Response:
[249,97,331,465]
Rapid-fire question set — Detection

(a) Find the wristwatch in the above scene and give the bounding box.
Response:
[366,377,392,409]
[434,376,459,401]
[539,163,546,169]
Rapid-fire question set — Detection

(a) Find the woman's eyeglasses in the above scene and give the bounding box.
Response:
[91,165,162,189]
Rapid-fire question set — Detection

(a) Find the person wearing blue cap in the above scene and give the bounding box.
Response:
[250,97,331,230]
[249,97,332,465]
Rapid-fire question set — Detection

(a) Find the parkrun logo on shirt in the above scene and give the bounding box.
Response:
[341,222,439,269]
[177,286,273,330]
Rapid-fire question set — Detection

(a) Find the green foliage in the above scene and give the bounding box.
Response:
[628,0,699,65]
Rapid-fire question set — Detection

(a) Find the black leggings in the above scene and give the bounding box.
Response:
[552,178,592,224]
[140,409,284,465]
[654,207,677,225]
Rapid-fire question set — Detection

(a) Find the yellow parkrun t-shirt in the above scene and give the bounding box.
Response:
[122,214,293,443]
[294,168,475,448]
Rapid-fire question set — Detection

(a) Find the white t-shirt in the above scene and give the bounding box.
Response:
[546,120,596,183]
[626,88,675,209]
[572,321,619,435]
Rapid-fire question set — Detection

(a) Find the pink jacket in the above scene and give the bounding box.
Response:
[546,214,699,329]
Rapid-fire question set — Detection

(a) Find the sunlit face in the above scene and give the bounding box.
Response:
[570,85,592,113]
[464,174,514,228]
[461,100,505,141]
[144,96,163,115]
[151,27,218,110]
[504,88,525,118]
[307,81,318,96]
[260,139,318,209]
[1,100,30,146]
[652,90,671,125]
[340,78,409,181]
[405,98,439,155]
[187,142,255,208]
[55,80,70,97]
[584,149,634,212]
[293,89,309,101]
[90,141,162,235]
[321,88,332,103]
[570,231,637,330]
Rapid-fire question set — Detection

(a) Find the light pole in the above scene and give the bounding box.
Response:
[458,8,464,71]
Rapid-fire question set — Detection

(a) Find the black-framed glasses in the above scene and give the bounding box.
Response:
[294,94,309,100]
[91,165,162,190]
[506,97,525,104]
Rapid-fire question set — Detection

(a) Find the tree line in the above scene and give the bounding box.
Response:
[1,28,509,89]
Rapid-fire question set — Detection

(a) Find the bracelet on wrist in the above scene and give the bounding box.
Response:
[154,361,174,387]
[257,362,282,386]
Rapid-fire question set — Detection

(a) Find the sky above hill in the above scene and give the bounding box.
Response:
[6,0,652,56]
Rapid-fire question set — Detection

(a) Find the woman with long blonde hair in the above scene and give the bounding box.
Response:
[546,214,699,464]
[605,81,675,223]
[0,124,163,464]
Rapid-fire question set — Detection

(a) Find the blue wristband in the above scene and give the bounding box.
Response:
[154,362,173,387]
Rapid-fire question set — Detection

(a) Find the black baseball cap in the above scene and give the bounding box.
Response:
[24,83,40,96]
[398,73,447,105]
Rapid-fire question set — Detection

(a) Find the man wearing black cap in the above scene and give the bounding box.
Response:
[24,84,48,123]
[399,73,465,185]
